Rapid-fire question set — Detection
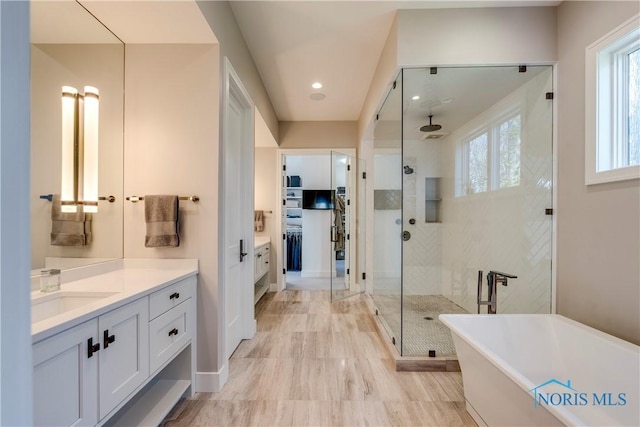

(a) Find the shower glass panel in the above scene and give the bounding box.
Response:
[372,71,403,353]
[398,66,554,357]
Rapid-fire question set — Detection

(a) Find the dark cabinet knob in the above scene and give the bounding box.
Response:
[103,329,115,348]
[88,338,100,358]
[168,328,179,337]
[169,292,180,300]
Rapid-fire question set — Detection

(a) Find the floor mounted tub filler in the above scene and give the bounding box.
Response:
[440,314,639,427]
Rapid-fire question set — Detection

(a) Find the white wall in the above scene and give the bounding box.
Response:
[556,1,640,345]
[373,152,401,279]
[0,1,33,424]
[30,44,124,269]
[254,147,278,283]
[279,121,358,149]
[122,44,222,378]
[402,140,442,296]
[396,7,557,67]
[197,1,278,142]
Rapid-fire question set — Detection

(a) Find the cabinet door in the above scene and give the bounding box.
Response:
[254,248,263,282]
[33,319,98,427]
[98,297,149,419]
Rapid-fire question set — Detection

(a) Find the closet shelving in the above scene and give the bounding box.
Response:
[286,181,303,272]
[286,187,303,225]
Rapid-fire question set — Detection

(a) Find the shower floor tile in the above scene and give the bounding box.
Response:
[373,295,468,357]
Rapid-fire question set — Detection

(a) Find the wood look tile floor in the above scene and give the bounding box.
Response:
[162,291,476,427]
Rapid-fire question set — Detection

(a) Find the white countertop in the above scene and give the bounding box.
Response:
[255,235,271,248]
[31,259,198,343]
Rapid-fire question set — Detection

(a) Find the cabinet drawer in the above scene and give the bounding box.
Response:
[149,276,196,320]
[149,299,193,374]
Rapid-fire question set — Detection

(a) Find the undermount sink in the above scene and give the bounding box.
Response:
[32,291,119,324]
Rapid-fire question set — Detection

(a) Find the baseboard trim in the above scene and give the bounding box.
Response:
[195,364,229,393]
[269,282,278,292]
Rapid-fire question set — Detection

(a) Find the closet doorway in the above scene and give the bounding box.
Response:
[278,149,363,300]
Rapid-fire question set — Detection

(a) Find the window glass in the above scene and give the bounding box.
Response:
[467,133,488,194]
[499,115,521,188]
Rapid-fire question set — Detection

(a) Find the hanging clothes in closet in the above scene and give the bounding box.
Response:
[287,229,302,271]
[333,195,345,251]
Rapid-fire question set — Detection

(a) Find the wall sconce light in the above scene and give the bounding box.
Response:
[61,85,99,213]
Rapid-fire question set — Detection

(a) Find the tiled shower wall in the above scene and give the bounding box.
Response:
[402,146,443,296]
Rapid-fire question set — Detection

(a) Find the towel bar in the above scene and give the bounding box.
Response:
[39,194,116,203]
[126,195,200,203]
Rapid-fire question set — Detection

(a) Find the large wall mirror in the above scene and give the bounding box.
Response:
[30,1,124,272]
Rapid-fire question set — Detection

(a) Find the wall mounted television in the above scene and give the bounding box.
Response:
[302,189,335,210]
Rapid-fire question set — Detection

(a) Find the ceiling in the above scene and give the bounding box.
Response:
[229,1,561,124]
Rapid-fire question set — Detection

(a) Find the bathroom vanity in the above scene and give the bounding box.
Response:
[254,236,271,304]
[31,259,198,427]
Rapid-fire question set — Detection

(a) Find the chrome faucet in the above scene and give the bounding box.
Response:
[477,270,517,314]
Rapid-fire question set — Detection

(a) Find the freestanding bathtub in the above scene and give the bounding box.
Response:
[440,314,639,427]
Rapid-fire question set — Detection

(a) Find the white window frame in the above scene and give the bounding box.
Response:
[494,110,522,190]
[457,108,522,197]
[462,129,489,195]
[585,15,640,185]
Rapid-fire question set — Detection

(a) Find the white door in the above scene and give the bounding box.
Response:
[223,59,255,359]
[281,155,288,287]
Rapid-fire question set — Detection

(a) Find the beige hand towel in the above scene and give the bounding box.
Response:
[254,210,264,232]
[50,195,88,246]
[144,195,179,248]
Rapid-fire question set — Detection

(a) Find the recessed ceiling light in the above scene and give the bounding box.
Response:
[310,93,326,101]
[312,82,323,89]
[412,95,420,101]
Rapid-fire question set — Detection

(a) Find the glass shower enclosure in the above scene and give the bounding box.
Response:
[372,65,554,357]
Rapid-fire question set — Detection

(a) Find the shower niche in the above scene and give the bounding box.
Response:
[424,177,441,223]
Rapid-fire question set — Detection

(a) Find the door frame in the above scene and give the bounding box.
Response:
[276,148,356,292]
[220,57,255,366]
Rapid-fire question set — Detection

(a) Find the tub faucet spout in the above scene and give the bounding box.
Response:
[477,270,517,314]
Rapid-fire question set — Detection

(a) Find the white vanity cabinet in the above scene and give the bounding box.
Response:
[33,298,149,425]
[254,241,270,304]
[33,269,197,427]
[98,298,149,419]
[33,320,99,427]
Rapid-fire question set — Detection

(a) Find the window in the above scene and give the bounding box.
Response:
[585,15,640,184]
[466,132,488,194]
[460,113,521,196]
[498,114,521,189]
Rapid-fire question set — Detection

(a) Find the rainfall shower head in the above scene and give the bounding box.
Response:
[404,165,414,175]
[420,115,442,132]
